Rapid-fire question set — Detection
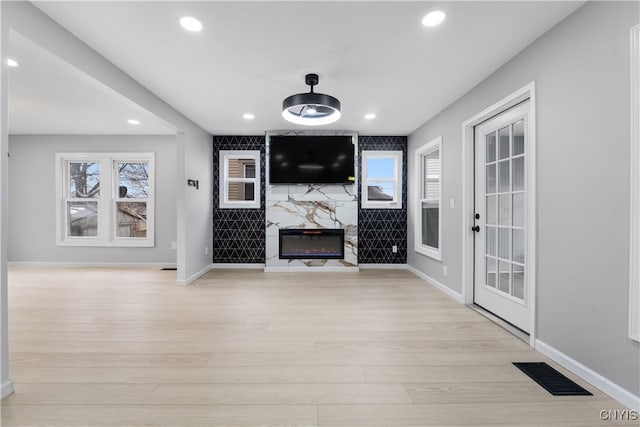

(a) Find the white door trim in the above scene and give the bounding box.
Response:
[629,24,640,343]
[461,81,537,347]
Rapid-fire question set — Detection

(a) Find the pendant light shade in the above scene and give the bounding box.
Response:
[282,73,341,126]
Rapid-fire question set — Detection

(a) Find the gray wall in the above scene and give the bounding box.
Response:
[8,135,177,264]
[4,1,213,284]
[408,1,640,395]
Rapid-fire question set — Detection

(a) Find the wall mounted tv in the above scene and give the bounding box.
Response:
[269,135,355,184]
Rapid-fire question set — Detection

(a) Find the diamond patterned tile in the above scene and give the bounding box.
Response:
[213,136,266,263]
[212,135,408,265]
[358,136,408,264]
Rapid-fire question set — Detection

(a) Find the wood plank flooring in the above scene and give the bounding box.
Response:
[1,266,634,426]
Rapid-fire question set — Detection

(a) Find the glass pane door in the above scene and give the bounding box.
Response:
[483,120,525,301]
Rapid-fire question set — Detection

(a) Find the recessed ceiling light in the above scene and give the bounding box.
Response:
[7,58,18,67]
[243,113,255,120]
[422,11,446,27]
[128,119,140,125]
[180,16,203,32]
[364,113,376,120]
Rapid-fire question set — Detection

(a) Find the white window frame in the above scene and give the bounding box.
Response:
[219,150,261,209]
[361,150,402,209]
[629,24,640,342]
[55,152,155,247]
[414,137,442,261]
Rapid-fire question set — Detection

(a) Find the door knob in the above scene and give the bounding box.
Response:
[471,225,480,232]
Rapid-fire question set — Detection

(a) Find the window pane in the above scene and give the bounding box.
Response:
[513,120,525,156]
[486,226,496,256]
[421,201,439,249]
[513,192,525,227]
[513,229,525,264]
[513,264,525,300]
[498,126,510,160]
[228,182,255,201]
[498,194,511,226]
[244,164,256,179]
[367,157,395,179]
[69,162,100,198]
[498,228,510,260]
[228,158,256,179]
[68,201,98,237]
[116,202,147,238]
[486,257,496,288]
[512,157,524,192]
[423,150,440,199]
[486,132,496,163]
[368,182,394,201]
[244,183,255,201]
[118,162,149,199]
[499,261,510,293]
[425,180,440,200]
[498,160,510,193]
[486,195,496,225]
[486,164,496,194]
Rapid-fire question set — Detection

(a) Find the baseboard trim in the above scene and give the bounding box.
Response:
[1,380,14,400]
[8,262,176,269]
[407,265,464,303]
[264,267,360,273]
[176,263,214,286]
[212,263,265,269]
[535,339,640,411]
[359,263,408,270]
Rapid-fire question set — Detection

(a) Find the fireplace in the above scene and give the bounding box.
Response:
[279,229,345,259]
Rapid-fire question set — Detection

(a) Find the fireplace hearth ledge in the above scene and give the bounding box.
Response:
[264,266,360,273]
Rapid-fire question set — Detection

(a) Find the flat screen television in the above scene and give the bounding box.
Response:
[269,135,355,184]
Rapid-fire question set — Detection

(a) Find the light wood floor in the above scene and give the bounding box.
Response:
[0,267,634,426]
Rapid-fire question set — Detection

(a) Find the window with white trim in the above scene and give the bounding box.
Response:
[415,137,442,260]
[219,150,261,209]
[361,150,402,209]
[56,153,155,247]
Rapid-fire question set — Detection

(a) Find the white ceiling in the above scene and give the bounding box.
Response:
[8,31,177,135]
[26,1,583,136]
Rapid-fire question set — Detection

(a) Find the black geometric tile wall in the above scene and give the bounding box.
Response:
[358,136,408,264]
[212,134,407,265]
[212,135,266,263]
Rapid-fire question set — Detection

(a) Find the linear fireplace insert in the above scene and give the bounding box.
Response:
[279,228,345,259]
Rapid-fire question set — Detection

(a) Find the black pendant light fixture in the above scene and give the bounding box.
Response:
[282,73,341,126]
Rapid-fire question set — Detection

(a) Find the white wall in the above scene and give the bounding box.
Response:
[408,1,639,399]
[8,135,177,264]
[3,2,212,283]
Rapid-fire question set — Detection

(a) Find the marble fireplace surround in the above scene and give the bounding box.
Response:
[264,131,359,272]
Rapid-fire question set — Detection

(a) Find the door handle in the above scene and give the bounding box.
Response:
[471,225,480,232]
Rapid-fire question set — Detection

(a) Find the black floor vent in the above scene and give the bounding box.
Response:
[161,267,177,271]
[513,362,592,396]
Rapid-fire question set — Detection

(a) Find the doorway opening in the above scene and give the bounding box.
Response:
[461,82,537,347]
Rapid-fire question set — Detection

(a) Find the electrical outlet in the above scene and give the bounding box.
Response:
[171,242,177,250]
[450,198,455,209]
[392,245,398,253]
[443,265,448,276]
[204,247,209,255]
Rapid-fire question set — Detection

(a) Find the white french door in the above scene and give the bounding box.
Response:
[473,101,530,332]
